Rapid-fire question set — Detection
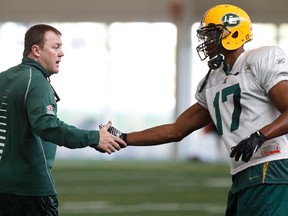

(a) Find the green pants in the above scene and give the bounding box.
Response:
[0,193,58,216]
[226,183,288,216]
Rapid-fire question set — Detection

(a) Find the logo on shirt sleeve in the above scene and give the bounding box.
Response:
[46,105,56,115]
[276,58,285,64]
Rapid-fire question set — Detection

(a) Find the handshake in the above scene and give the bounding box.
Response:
[91,122,127,154]
[99,124,127,142]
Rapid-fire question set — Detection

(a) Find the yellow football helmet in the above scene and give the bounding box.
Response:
[196,4,253,62]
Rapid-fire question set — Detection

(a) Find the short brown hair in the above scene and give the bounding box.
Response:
[23,24,62,57]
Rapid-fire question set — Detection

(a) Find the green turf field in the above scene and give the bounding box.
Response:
[53,160,231,216]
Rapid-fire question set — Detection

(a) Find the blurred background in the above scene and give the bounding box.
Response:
[1,0,288,215]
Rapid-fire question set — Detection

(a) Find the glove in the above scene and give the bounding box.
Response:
[99,124,127,143]
[230,131,266,163]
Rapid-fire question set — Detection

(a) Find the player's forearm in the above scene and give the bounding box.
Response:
[126,124,183,146]
[125,104,211,146]
[260,109,288,140]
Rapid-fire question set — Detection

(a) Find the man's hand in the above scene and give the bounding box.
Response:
[94,121,127,154]
[230,131,266,163]
[99,124,127,143]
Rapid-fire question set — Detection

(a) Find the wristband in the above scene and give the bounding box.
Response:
[121,133,127,143]
[257,130,266,143]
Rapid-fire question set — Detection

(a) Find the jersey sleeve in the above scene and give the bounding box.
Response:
[249,46,288,94]
[195,77,208,108]
[26,73,99,149]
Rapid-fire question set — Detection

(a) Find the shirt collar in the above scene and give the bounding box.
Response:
[21,57,51,78]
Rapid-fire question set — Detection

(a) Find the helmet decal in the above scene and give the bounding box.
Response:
[222,14,240,27]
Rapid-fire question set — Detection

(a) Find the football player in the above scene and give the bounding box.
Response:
[107,4,288,215]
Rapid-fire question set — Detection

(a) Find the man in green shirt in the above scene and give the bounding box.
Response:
[0,24,126,216]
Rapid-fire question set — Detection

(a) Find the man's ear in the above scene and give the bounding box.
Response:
[31,45,40,57]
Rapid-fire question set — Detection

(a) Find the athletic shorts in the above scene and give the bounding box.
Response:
[225,159,288,216]
[225,183,288,216]
[0,193,58,216]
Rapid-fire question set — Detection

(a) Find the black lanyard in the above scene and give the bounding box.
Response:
[47,78,60,102]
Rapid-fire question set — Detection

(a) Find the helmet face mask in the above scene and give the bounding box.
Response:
[196,24,230,61]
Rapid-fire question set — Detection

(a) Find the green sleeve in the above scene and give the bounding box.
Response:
[26,75,99,149]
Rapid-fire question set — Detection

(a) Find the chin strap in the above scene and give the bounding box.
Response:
[198,68,212,92]
[199,54,224,93]
[199,55,232,93]
[208,54,224,70]
[223,60,231,75]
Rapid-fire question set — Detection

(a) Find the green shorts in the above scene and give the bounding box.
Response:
[0,193,58,216]
[226,183,288,216]
[226,159,288,216]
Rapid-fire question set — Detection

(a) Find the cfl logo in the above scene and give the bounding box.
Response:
[222,13,240,27]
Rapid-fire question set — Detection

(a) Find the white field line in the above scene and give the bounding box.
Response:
[58,177,231,195]
[60,201,225,214]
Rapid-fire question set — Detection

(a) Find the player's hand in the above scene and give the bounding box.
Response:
[94,121,127,154]
[230,131,266,163]
[99,124,127,145]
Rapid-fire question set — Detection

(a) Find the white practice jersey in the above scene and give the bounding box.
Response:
[195,46,288,175]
